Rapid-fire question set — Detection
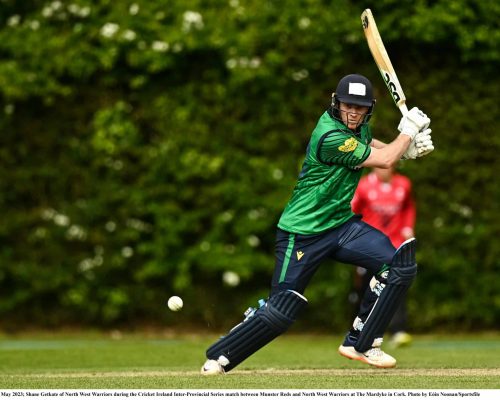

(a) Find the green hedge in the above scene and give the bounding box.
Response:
[0,0,498,332]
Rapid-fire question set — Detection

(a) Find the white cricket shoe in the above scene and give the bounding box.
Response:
[200,359,225,375]
[338,344,397,368]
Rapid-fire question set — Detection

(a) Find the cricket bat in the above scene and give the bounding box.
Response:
[361,9,408,115]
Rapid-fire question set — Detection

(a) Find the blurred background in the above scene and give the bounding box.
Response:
[0,0,498,334]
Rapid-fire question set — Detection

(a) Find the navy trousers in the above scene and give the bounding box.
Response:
[271,216,395,296]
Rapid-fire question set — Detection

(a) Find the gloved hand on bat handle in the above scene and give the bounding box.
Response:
[398,107,431,140]
[401,128,434,160]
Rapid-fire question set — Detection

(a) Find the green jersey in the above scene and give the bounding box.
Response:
[278,110,372,234]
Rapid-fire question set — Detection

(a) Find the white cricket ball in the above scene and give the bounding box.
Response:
[167,296,183,312]
[222,271,240,287]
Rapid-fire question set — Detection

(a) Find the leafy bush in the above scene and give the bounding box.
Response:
[0,0,498,331]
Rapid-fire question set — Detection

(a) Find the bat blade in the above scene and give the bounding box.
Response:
[361,9,408,115]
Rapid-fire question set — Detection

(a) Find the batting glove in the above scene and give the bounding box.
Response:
[401,141,418,160]
[398,107,431,140]
[401,128,434,160]
[415,128,434,156]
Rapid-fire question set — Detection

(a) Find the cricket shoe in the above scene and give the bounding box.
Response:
[200,359,224,375]
[338,337,396,368]
[200,356,229,376]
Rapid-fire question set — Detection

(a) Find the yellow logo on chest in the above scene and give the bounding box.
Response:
[338,137,358,152]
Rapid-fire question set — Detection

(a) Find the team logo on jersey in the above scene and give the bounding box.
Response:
[338,137,358,152]
[296,251,304,261]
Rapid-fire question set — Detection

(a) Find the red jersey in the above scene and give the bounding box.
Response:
[351,172,416,248]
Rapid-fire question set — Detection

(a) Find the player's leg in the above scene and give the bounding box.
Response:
[201,229,334,374]
[389,301,408,333]
[202,289,308,374]
[335,218,394,339]
[348,265,372,319]
[358,269,412,348]
[354,238,416,353]
[333,219,417,367]
[388,295,413,347]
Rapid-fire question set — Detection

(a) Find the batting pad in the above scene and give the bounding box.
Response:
[355,238,417,353]
[206,290,308,371]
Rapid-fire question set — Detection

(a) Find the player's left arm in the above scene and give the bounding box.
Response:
[360,134,411,168]
[361,107,431,168]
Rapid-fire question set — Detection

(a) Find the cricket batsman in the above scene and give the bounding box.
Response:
[201,74,434,374]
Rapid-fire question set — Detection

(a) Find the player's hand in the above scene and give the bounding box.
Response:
[408,107,431,129]
[401,128,434,160]
[398,107,431,139]
[401,140,418,159]
[415,128,434,156]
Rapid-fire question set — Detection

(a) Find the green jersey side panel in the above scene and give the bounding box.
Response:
[278,111,372,235]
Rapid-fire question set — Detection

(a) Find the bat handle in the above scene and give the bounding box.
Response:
[398,103,408,115]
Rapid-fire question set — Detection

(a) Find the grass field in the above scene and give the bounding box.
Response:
[0,331,499,389]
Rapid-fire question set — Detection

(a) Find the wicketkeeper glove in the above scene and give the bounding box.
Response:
[398,107,431,140]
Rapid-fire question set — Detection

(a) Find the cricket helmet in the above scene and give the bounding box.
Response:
[331,74,376,126]
[333,74,375,106]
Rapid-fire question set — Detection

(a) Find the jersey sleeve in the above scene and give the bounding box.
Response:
[318,130,371,168]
